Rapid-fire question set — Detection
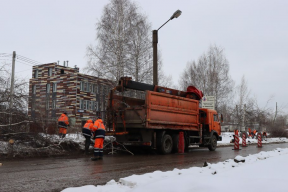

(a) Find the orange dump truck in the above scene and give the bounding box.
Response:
[106,77,222,154]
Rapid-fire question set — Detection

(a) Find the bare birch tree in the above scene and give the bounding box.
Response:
[86,0,159,85]
[125,12,153,83]
[0,62,28,111]
[0,61,29,133]
[86,0,132,81]
[233,75,255,129]
[179,45,234,111]
[157,51,174,88]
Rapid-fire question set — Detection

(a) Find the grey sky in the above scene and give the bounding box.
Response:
[1,0,288,112]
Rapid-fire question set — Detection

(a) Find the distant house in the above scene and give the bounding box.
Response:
[28,62,113,132]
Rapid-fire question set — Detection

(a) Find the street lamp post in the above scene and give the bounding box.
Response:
[153,10,182,86]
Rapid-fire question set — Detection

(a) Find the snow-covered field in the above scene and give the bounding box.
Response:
[62,133,288,192]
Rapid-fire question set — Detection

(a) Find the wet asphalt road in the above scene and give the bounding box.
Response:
[1,143,288,192]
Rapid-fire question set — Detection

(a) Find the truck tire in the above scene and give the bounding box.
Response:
[208,135,217,151]
[159,134,173,154]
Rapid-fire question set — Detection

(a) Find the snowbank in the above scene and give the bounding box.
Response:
[63,147,288,192]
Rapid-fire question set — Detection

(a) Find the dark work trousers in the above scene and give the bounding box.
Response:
[84,135,91,154]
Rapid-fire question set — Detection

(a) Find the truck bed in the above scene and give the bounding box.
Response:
[112,91,200,131]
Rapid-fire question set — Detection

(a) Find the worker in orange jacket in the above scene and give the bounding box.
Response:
[82,119,94,154]
[252,130,257,139]
[58,112,69,138]
[248,128,252,138]
[91,115,106,161]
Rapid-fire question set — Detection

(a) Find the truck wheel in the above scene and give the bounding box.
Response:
[159,134,173,154]
[208,135,217,151]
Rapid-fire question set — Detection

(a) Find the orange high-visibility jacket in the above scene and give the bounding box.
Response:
[82,119,94,137]
[92,119,106,138]
[253,130,257,135]
[58,114,69,129]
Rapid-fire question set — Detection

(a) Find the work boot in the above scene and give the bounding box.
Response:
[91,156,99,161]
[98,156,103,160]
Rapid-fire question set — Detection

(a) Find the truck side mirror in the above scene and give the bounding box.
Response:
[220,114,223,123]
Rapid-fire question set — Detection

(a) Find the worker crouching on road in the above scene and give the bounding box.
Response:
[82,119,94,155]
[58,112,69,138]
[252,130,257,139]
[91,115,106,161]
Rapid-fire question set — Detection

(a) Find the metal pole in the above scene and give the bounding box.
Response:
[9,51,16,129]
[153,30,158,86]
[157,18,171,31]
[273,102,277,125]
[241,104,246,132]
[236,105,239,130]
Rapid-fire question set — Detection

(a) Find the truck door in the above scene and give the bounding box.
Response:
[212,113,221,135]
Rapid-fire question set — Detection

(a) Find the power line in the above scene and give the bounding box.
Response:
[0,53,12,56]
[16,59,34,67]
[17,58,36,66]
[2,53,42,65]
[17,57,38,65]
[16,57,38,65]
[0,55,11,58]
[17,54,42,65]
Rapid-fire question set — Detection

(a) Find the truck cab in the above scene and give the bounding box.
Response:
[200,108,222,142]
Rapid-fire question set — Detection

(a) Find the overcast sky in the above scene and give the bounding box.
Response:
[1,0,288,112]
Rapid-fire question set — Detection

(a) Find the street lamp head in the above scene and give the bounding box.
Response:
[170,10,182,20]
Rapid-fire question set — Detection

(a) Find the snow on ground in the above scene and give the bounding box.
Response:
[218,132,288,146]
[0,132,116,156]
[67,132,288,147]
[1,132,287,156]
[63,148,288,192]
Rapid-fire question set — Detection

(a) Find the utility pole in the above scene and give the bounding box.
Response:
[9,51,16,129]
